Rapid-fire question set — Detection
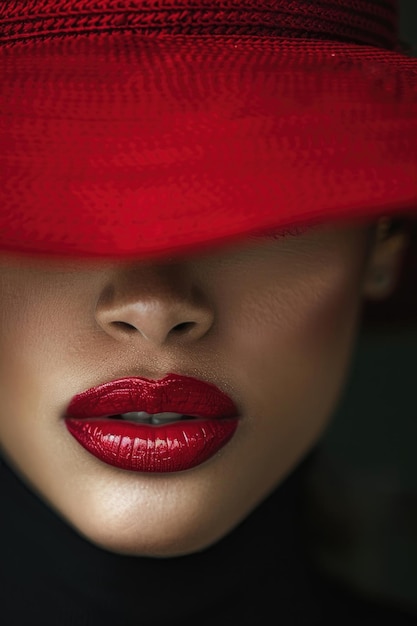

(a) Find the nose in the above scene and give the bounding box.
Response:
[94,262,214,347]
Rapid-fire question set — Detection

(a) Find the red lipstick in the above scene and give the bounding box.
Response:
[64,374,239,473]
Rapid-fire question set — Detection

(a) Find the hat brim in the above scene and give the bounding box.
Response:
[1,34,417,259]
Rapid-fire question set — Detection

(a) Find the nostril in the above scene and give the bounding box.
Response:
[110,320,196,335]
[112,321,137,332]
[171,321,195,333]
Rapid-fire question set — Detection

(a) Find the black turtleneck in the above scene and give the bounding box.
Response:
[2,453,416,626]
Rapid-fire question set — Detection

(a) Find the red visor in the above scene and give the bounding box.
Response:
[0,1,416,259]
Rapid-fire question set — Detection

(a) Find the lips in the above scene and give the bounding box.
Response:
[64,374,239,473]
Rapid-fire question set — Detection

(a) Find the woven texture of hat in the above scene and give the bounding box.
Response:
[0,0,400,49]
[1,0,416,258]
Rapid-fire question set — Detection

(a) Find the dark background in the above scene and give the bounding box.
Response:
[306,1,417,614]
[400,0,417,54]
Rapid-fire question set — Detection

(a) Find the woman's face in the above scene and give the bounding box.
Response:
[0,221,375,556]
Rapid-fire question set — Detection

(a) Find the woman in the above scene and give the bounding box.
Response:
[1,1,416,624]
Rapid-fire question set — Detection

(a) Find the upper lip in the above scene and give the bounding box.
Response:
[65,373,239,419]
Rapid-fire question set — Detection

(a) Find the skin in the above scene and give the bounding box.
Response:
[0,219,407,557]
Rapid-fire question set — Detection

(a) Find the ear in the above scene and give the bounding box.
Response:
[362,217,410,301]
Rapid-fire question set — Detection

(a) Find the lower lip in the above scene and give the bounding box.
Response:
[65,417,239,473]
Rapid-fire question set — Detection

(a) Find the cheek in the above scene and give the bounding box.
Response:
[228,259,362,351]
[206,257,366,515]
[221,254,365,426]
[0,292,66,395]
[0,282,98,506]
[0,298,53,456]
[0,272,100,376]
[0,281,91,455]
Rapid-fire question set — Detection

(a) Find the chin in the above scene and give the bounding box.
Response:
[60,491,239,558]
[77,519,229,558]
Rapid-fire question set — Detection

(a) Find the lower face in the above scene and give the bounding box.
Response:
[0,221,373,557]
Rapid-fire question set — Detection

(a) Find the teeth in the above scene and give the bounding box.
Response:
[119,411,185,424]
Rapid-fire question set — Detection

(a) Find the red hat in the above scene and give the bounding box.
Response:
[0,0,416,260]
